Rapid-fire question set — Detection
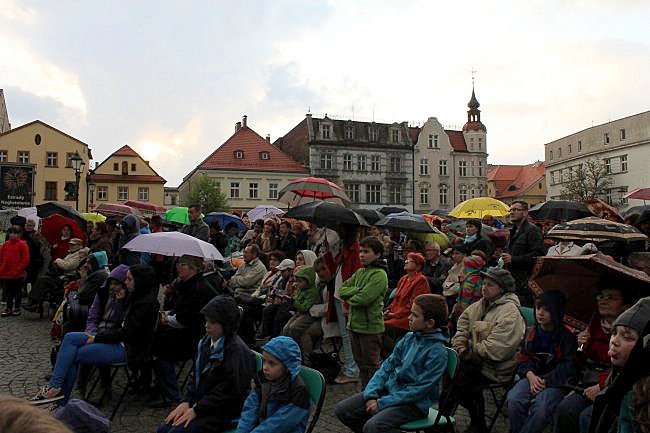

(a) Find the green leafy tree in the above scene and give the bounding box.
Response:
[182,174,230,213]
[559,158,613,202]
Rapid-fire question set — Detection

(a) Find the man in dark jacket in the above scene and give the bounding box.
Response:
[181,204,210,242]
[502,201,545,307]
[277,221,297,261]
[158,296,256,433]
[422,241,451,294]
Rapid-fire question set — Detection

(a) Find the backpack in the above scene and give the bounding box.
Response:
[55,398,111,433]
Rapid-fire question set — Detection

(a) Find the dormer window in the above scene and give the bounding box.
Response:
[345,126,354,140]
[234,150,244,159]
[369,126,378,142]
[321,124,331,139]
[260,151,270,160]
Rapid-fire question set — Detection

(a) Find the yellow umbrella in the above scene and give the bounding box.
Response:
[82,212,107,223]
[449,197,510,218]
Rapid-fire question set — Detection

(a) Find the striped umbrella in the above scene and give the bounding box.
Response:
[546,216,647,243]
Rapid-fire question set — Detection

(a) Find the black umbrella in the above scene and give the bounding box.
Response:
[375,211,436,233]
[625,205,650,219]
[355,209,385,225]
[430,209,449,217]
[529,200,594,222]
[379,206,408,215]
[284,201,369,229]
[546,217,647,243]
[36,202,87,231]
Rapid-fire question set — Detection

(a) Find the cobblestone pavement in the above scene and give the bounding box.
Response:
[0,312,509,433]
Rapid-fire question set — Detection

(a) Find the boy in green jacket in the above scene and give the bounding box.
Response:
[282,266,321,360]
[339,237,388,386]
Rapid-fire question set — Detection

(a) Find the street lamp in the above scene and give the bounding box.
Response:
[86,174,96,211]
[69,152,85,211]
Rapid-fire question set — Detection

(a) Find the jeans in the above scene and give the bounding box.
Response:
[506,377,566,433]
[154,359,182,402]
[335,299,359,378]
[554,391,593,433]
[49,331,127,400]
[335,392,423,433]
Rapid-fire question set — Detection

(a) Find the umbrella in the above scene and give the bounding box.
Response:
[355,209,385,225]
[448,197,510,218]
[204,212,247,233]
[165,207,204,225]
[529,254,650,329]
[81,212,107,223]
[17,207,39,226]
[246,205,285,222]
[283,201,369,229]
[36,202,87,232]
[278,177,350,206]
[123,231,224,261]
[529,200,595,222]
[375,211,436,233]
[123,200,167,214]
[41,214,87,245]
[94,203,141,218]
[624,187,650,201]
[546,217,647,243]
[584,198,623,223]
[378,206,408,215]
[430,209,450,217]
[624,205,650,219]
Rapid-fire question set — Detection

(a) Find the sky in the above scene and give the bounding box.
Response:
[1,0,649,187]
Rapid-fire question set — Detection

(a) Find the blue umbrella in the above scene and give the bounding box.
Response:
[204,212,246,233]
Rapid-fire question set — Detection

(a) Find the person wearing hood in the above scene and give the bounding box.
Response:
[339,237,388,387]
[506,291,578,433]
[31,264,159,404]
[282,265,321,360]
[236,336,311,433]
[336,294,449,433]
[0,226,30,317]
[116,214,142,266]
[451,267,526,433]
[159,296,255,433]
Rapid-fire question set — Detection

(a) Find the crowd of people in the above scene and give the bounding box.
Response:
[0,200,649,433]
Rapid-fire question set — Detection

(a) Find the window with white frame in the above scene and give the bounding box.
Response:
[230,182,240,199]
[345,126,354,140]
[138,187,149,201]
[0,150,7,162]
[345,183,360,203]
[428,134,439,149]
[268,183,278,199]
[458,161,467,177]
[358,155,367,171]
[18,151,29,164]
[97,186,108,201]
[369,127,378,142]
[420,187,429,205]
[343,154,352,171]
[321,124,331,139]
[391,129,400,143]
[365,184,381,204]
[420,158,429,175]
[249,182,259,199]
[604,158,612,174]
[389,156,401,173]
[46,152,58,167]
[621,155,628,172]
[371,155,381,172]
[320,153,333,169]
[459,185,468,201]
[234,150,244,159]
[439,185,448,205]
[389,184,402,204]
[439,160,448,176]
[118,186,128,201]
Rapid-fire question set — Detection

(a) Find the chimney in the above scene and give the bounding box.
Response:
[266,134,271,143]
[235,121,241,132]
[242,115,247,128]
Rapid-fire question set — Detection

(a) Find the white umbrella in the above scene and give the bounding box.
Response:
[123,231,225,261]
[246,205,285,222]
[18,206,40,226]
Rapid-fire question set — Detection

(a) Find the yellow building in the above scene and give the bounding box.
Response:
[0,120,91,210]
[179,116,309,211]
[89,145,166,208]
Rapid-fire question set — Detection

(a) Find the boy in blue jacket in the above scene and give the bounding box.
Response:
[506,290,577,433]
[236,336,311,433]
[335,294,449,433]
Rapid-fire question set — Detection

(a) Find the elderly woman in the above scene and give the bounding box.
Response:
[152,255,218,407]
[451,267,526,433]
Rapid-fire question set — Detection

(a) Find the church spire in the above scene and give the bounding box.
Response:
[463,83,486,132]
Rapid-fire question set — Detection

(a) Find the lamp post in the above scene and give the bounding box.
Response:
[86,174,96,212]
[69,152,85,211]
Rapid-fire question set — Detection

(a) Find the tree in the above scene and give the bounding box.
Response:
[182,174,230,213]
[559,158,613,202]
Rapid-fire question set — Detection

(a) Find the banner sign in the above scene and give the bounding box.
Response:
[0,163,35,209]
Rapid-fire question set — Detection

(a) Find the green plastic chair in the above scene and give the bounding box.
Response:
[520,306,536,327]
[299,366,327,433]
[399,347,460,432]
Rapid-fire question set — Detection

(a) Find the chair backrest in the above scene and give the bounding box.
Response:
[298,366,326,433]
[520,306,536,327]
[436,347,460,420]
[253,350,263,371]
[445,347,459,380]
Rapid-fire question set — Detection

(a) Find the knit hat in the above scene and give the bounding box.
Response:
[466,219,482,230]
[200,295,240,336]
[613,297,650,334]
[480,267,516,293]
[406,252,425,268]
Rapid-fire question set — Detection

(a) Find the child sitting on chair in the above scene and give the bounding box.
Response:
[335,294,449,433]
[236,336,311,433]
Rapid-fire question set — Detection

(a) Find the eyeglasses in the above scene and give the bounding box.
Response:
[510,208,524,212]
[596,293,623,301]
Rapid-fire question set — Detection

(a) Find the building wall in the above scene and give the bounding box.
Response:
[0,121,90,210]
[545,111,650,209]
[0,90,10,133]
[179,169,309,211]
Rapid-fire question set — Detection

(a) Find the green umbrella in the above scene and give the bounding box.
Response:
[164,207,204,225]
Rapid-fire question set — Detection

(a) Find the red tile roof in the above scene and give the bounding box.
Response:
[93,144,166,183]
[488,163,545,198]
[91,174,166,183]
[445,130,468,152]
[112,144,140,157]
[198,126,308,173]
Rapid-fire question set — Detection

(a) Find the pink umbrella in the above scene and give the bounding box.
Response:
[624,188,650,202]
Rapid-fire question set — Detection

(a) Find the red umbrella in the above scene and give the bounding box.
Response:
[41,214,87,246]
[124,200,166,214]
[278,177,350,207]
[94,203,141,218]
[624,188,650,201]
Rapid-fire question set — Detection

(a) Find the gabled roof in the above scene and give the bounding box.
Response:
[112,145,140,157]
[445,130,468,152]
[488,162,545,198]
[93,144,166,183]
[197,125,308,173]
[0,120,91,156]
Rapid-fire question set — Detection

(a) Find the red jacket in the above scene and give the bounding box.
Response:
[0,238,30,280]
[385,272,430,330]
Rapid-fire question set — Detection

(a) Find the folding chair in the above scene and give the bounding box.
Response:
[399,347,460,433]
[298,366,327,433]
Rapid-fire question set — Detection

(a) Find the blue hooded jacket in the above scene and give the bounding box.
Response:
[236,336,311,433]
[364,329,448,414]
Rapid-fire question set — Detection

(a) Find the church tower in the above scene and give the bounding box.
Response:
[462,85,487,154]
[0,90,10,133]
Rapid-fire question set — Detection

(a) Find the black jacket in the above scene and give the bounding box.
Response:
[505,219,544,289]
[171,274,218,339]
[278,233,297,261]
